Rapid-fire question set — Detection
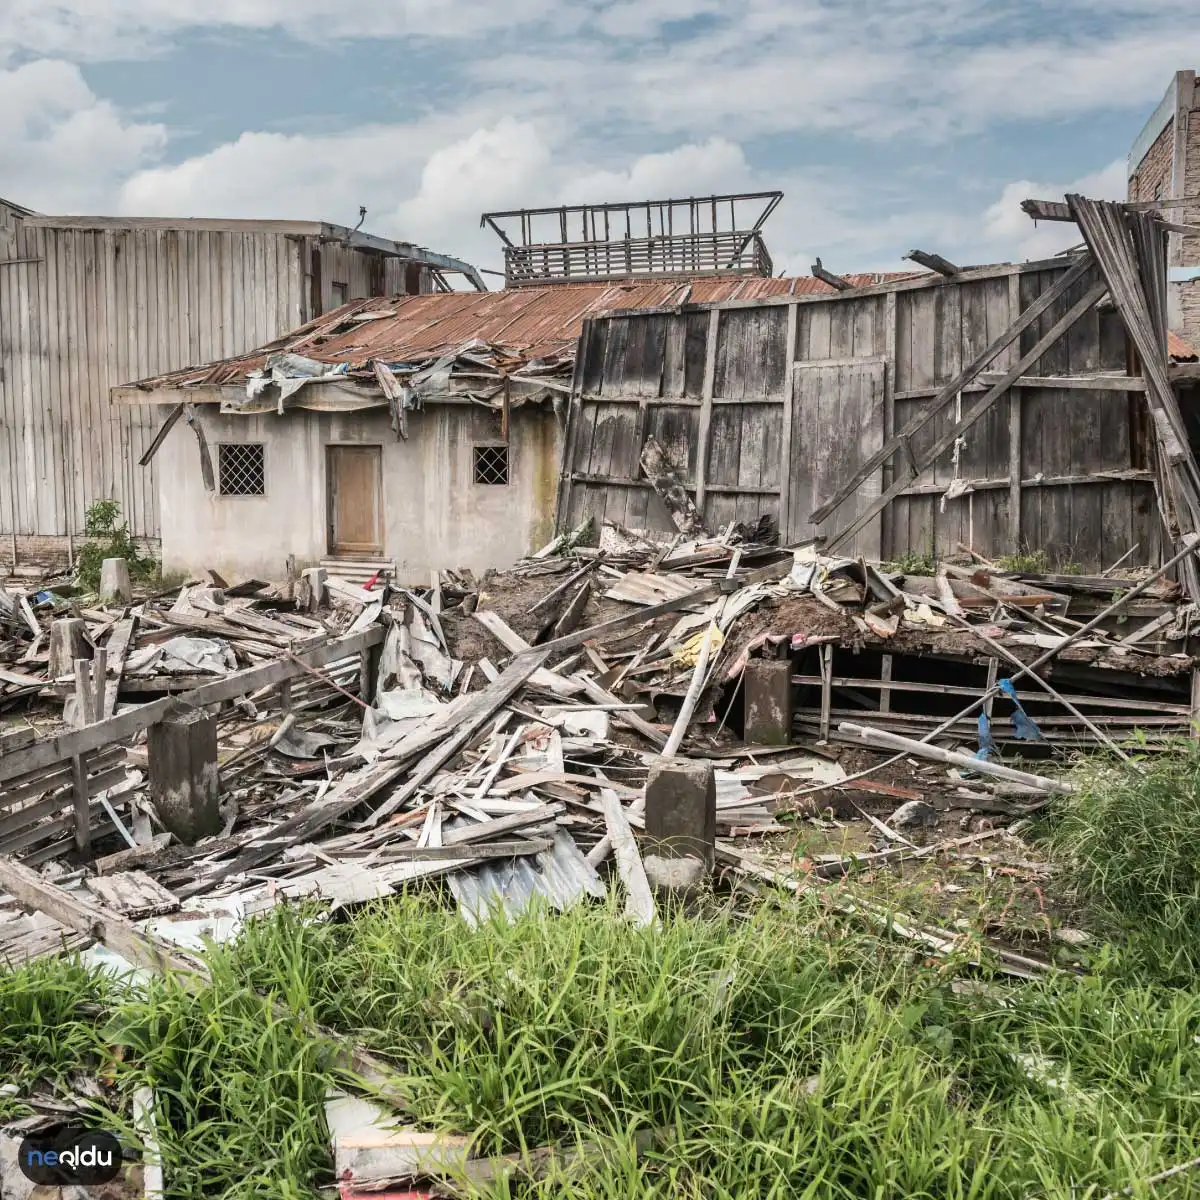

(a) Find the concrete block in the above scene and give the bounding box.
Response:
[743,658,792,746]
[148,711,222,844]
[99,557,133,604]
[49,618,91,679]
[644,854,709,896]
[299,567,327,613]
[644,757,716,870]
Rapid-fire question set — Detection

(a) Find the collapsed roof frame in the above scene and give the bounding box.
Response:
[481,192,783,287]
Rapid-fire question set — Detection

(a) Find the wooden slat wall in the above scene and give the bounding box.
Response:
[562,263,1157,571]
[0,219,416,552]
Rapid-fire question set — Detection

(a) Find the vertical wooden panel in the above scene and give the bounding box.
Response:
[790,360,885,557]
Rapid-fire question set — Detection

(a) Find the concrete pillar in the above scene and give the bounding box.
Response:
[49,618,91,680]
[99,558,133,604]
[644,757,716,875]
[743,658,792,746]
[148,711,222,844]
[300,567,327,613]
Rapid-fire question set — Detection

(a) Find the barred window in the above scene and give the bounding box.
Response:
[218,443,266,496]
[473,445,509,486]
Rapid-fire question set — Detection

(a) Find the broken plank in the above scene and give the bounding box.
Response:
[837,722,1074,794]
[471,610,583,697]
[640,435,705,535]
[573,673,667,748]
[600,788,657,928]
[101,616,138,718]
[440,804,562,847]
[361,649,552,828]
[0,626,385,785]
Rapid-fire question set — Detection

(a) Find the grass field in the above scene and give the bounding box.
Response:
[2,753,1200,1198]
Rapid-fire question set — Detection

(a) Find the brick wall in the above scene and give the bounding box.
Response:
[1179,280,1200,350]
[1129,121,1174,202]
[1184,100,1200,266]
[0,536,161,579]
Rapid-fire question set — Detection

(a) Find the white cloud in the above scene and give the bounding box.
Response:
[981,159,1127,261]
[0,0,582,61]
[0,60,165,211]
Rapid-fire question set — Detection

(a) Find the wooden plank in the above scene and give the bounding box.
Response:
[810,256,1094,525]
[574,673,667,748]
[825,280,1108,553]
[778,303,799,533]
[0,626,385,784]
[361,649,553,828]
[600,788,657,928]
[441,804,561,846]
[693,308,720,514]
[838,723,1074,793]
[101,616,137,718]
[471,611,583,697]
[137,402,185,467]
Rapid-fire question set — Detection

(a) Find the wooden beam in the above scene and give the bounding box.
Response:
[811,257,852,291]
[838,723,1075,794]
[102,616,138,719]
[137,403,185,467]
[809,254,1094,525]
[824,280,1108,553]
[905,250,958,276]
[979,372,1145,391]
[0,626,385,785]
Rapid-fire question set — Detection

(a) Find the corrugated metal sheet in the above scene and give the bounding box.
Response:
[122,273,922,395]
[448,830,607,928]
[604,570,706,605]
[0,213,432,546]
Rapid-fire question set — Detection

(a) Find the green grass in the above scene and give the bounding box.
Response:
[3,887,1200,1199]
[1038,751,1200,982]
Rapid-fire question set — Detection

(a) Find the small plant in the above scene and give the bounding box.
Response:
[75,499,158,593]
[882,550,937,576]
[995,548,1051,574]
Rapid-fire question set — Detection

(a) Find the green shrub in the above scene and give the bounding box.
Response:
[75,499,158,593]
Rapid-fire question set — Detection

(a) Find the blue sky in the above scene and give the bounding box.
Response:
[2,1,1196,280]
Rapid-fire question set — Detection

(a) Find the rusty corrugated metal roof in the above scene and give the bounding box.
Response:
[1168,330,1197,362]
[120,273,920,391]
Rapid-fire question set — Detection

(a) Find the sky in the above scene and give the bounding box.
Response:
[1,1,1197,281]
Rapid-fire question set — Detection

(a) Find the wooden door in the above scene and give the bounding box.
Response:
[788,359,886,558]
[327,446,383,555]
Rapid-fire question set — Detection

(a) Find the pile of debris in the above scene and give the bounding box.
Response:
[0,524,1196,979]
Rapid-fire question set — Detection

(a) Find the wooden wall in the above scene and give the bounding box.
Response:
[0,213,431,556]
[559,261,1159,571]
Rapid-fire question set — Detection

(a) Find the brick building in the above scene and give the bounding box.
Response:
[1128,69,1200,347]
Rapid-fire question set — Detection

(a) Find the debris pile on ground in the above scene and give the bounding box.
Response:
[0,523,1196,980]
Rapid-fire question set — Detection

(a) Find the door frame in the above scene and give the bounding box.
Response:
[326,444,385,556]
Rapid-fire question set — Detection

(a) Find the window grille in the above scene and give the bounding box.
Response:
[473,445,509,485]
[218,443,266,496]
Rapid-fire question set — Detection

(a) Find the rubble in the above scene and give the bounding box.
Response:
[0,518,1196,976]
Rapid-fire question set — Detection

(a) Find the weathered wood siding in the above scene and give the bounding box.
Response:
[0,214,429,560]
[561,262,1158,571]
